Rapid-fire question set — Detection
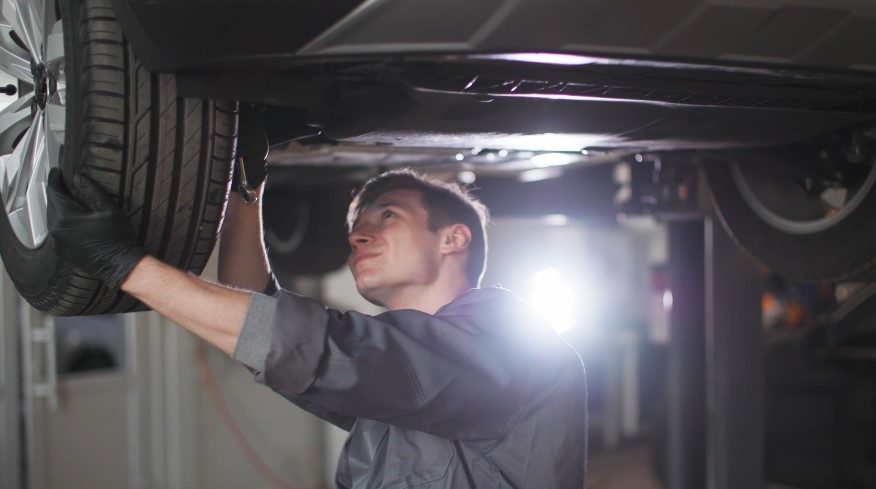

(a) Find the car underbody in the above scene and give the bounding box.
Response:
[2,1,876,488]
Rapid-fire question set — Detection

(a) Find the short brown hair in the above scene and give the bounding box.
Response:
[347,169,489,287]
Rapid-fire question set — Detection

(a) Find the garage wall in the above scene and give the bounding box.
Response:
[192,258,328,489]
[196,346,327,489]
[0,258,330,489]
[0,267,22,489]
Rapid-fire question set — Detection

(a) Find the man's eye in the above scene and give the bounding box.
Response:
[382,210,395,219]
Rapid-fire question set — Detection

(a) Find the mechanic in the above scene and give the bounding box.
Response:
[46,135,588,487]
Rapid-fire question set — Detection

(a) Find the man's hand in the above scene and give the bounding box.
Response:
[47,167,250,355]
[232,108,269,203]
[46,168,146,290]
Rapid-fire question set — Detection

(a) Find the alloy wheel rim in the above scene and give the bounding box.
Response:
[0,0,65,249]
[732,155,876,235]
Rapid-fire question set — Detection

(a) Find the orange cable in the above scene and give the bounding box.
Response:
[195,344,297,489]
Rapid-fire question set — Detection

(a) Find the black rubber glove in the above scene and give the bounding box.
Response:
[47,168,146,291]
[232,108,269,203]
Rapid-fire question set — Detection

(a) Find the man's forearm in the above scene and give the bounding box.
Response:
[218,189,272,292]
[122,255,251,355]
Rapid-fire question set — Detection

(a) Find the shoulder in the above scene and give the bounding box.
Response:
[438,287,580,361]
[438,287,533,318]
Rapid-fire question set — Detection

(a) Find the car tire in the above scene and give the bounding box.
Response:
[703,150,876,282]
[263,179,355,276]
[0,0,235,315]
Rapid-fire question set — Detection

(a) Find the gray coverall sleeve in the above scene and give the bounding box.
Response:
[233,290,542,441]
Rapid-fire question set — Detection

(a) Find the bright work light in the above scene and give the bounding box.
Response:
[528,267,582,333]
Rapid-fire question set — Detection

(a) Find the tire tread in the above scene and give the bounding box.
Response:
[23,0,234,315]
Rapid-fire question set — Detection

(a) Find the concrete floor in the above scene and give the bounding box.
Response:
[587,443,663,489]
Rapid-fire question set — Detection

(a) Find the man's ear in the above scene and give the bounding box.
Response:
[440,224,472,255]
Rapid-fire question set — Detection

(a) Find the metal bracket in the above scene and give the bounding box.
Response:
[616,154,701,220]
[21,302,58,412]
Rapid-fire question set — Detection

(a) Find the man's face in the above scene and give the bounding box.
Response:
[347,189,443,307]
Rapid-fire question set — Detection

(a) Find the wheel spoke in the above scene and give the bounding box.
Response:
[1,114,33,213]
[24,110,46,244]
[0,3,57,249]
[44,20,63,143]
[0,154,12,205]
[46,97,61,135]
[42,101,59,166]
[0,91,31,133]
[44,19,60,65]
[0,95,31,195]
[1,0,44,63]
[0,28,31,81]
[1,106,49,248]
[45,21,64,138]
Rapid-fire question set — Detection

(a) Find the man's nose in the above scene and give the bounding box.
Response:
[348,229,371,251]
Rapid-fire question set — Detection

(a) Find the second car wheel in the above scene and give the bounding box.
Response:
[703,131,876,282]
[0,0,235,315]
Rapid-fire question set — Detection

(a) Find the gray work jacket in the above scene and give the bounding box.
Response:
[233,287,587,488]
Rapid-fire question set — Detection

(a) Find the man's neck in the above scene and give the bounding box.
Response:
[383,279,471,314]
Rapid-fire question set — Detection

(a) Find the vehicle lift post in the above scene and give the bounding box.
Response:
[630,159,765,489]
[666,216,765,489]
[706,217,766,489]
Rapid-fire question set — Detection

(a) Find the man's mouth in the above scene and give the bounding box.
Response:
[351,252,379,267]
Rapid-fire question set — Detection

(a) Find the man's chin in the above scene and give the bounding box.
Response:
[358,290,387,308]
[354,280,387,308]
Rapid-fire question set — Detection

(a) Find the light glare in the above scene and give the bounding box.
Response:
[458,170,476,184]
[488,53,601,66]
[543,214,569,226]
[519,167,563,183]
[662,289,673,310]
[532,152,579,167]
[529,268,579,333]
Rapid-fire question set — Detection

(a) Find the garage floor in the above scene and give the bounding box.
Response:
[587,443,662,489]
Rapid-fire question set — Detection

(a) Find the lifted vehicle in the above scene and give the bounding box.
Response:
[1,0,875,315]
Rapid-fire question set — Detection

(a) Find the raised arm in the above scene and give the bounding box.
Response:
[219,107,273,292]
[123,255,249,354]
[218,189,272,292]
[47,168,250,355]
